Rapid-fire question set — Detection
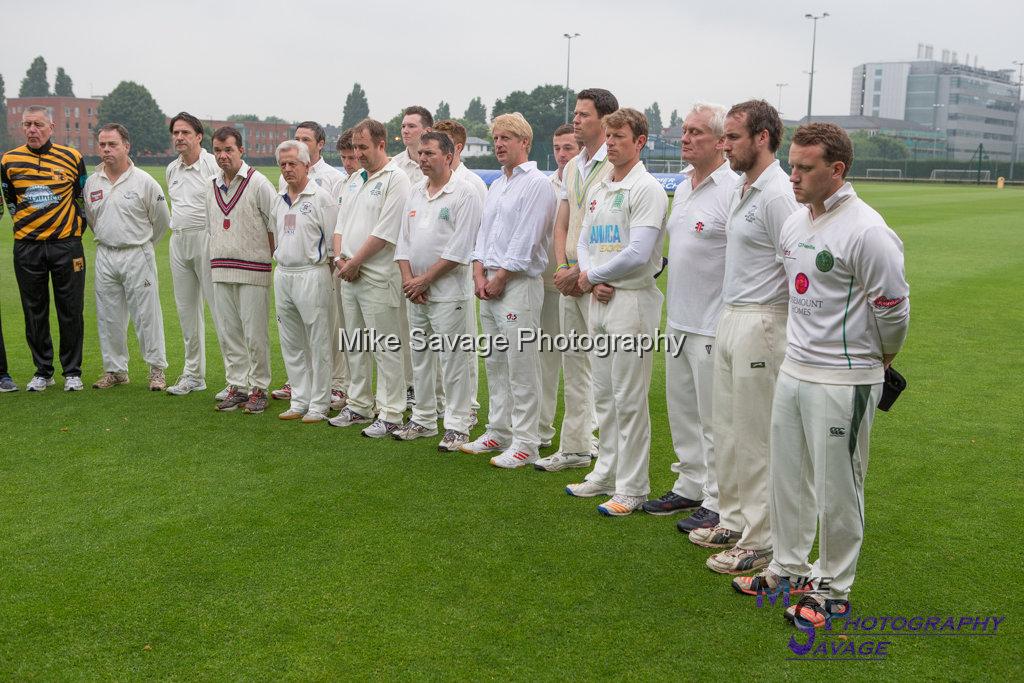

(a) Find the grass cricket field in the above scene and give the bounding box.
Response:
[1,173,1021,679]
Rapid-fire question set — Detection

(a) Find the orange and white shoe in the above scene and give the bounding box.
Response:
[460,432,507,455]
[597,494,647,517]
[489,449,537,469]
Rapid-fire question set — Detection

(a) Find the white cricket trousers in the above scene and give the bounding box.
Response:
[585,286,663,497]
[169,229,216,380]
[768,372,882,601]
[538,287,562,445]
[340,278,406,424]
[666,327,718,510]
[558,292,597,454]
[713,303,787,552]
[479,274,543,455]
[408,299,475,434]
[276,264,333,416]
[94,243,166,373]
[212,281,271,391]
[329,277,350,392]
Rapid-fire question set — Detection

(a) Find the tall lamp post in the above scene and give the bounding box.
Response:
[776,83,789,117]
[804,12,829,118]
[1011,60,1023,181]
[563,32,581,123]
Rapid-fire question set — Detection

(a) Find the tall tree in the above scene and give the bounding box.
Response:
[0,74,10,152]
[262,115,287,124]
[384,111,405,155]
[341,83,370,130]
[669,109,682,128]
[53,67,74,97]
[97,81,167,155]
[492,84,574,164]
[19,56,50,97]
[644,102,663,134]
[435,101,451,121]
[226,114,262,122]
[463,97,487,124]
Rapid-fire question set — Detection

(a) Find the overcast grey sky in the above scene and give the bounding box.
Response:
[3,0,1022,125]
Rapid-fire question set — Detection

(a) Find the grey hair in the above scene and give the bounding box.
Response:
[24,104,52,122]
[275,139,310,164]
[688,102,728,137]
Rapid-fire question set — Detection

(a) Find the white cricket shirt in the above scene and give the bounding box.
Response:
[277,157,347,202]
[84,163,170,248]
[166,149,219,232]
[666,160,739,335]
[577,161,668,290]
[393,149,425,184]
[272,179,340,268]
[722,160,800,305]
[395,175,483,302]
[779,182,910,385]
[453,162,488,204]
[334,159,412,288]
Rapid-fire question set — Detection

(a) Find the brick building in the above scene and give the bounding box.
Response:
[5,96,103,154]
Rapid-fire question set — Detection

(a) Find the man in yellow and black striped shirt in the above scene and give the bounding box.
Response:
[0,105,88,391]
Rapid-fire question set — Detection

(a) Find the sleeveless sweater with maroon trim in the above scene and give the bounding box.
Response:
[206,166,277,286]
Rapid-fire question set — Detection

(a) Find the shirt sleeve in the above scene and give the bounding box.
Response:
[853,223,911,356]
[441,186,483,265]
[82,176,96,227]
[370,171,411,245]
[499,176,557,272]
[576,222,591,271]
[257,176,278,234]
[148,176,171,244]
[587,225,661,284]
[394,195,413,262]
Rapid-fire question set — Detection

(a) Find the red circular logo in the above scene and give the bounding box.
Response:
[795,273,809,294]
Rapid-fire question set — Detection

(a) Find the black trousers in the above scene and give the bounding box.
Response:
[12,239,86,378]
[0,305,8,378]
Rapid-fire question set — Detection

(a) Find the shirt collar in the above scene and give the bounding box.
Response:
[504,160,537,178]
[746,159,782,193]
[364,158,398,182]
[176,150,208,170]
[576,143,608,170]
[280,177,317,200]
[311,157,328,173]
[217,160,251,188]
[98,161,135,183]
[602,159,647,190]
[822,181,856,213]
[419,174,459,200]
[28,139,53,155]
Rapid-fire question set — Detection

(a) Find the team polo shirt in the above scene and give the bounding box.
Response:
[393,149,425,184]
[272,180,339,268]
[277,157,347,202]
[453,162,488,203]
[561,144,612,262]
[1,140,87,240]
[666,161,739,335]
[779,182,910,385]
[722,160,800,306]
[334,159,412,288]
[395,176,483,302]
[473,161,557,278]
[166,149,219,231]
[83,163,170,248]
[542,172,564,290]
[579,161,668,290]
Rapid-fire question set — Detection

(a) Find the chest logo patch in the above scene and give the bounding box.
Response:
[90,190,104,203]
[589,199,598,213]
[611,191,625,210]
[25,185,60,209]
[439,207,450,221]
[370,181,383,197]
[815,250,834,272]
[299,202,313,215]
[795,273,809,295]
[694,221,704,233]
[744,205,758,222]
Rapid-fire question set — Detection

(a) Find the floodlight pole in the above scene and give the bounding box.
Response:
[564,33,581,123]
[805,12,829,118]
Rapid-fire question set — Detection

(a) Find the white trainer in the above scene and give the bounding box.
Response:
[490,449,538,469]
[565,480,615,498]
[26,375,55,392]
[166,375,207,396]
[393,421,439,441]
[328,407,373,428]
[63,376,84,392]
[214,386,231,401]
[534,452,592,472]
[597,494,648,517]
[459,432,507,455]
[362,418,401,438]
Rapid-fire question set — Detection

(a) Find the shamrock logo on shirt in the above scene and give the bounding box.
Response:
[438,207,450,221]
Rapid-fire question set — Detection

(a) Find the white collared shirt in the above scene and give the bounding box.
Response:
[779,182,909,384]
[722,160,800,305]
[395,175,483,302]
[166,149,219,231]
[562,143,614,261]
[393,149,425,184]
[211,160,278,233]
[334,159,412,287]
[272,179,339,268]
[666,160,739,335]
[473,161,557,278]
[84,163,170,248]
[576,161,667,290]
